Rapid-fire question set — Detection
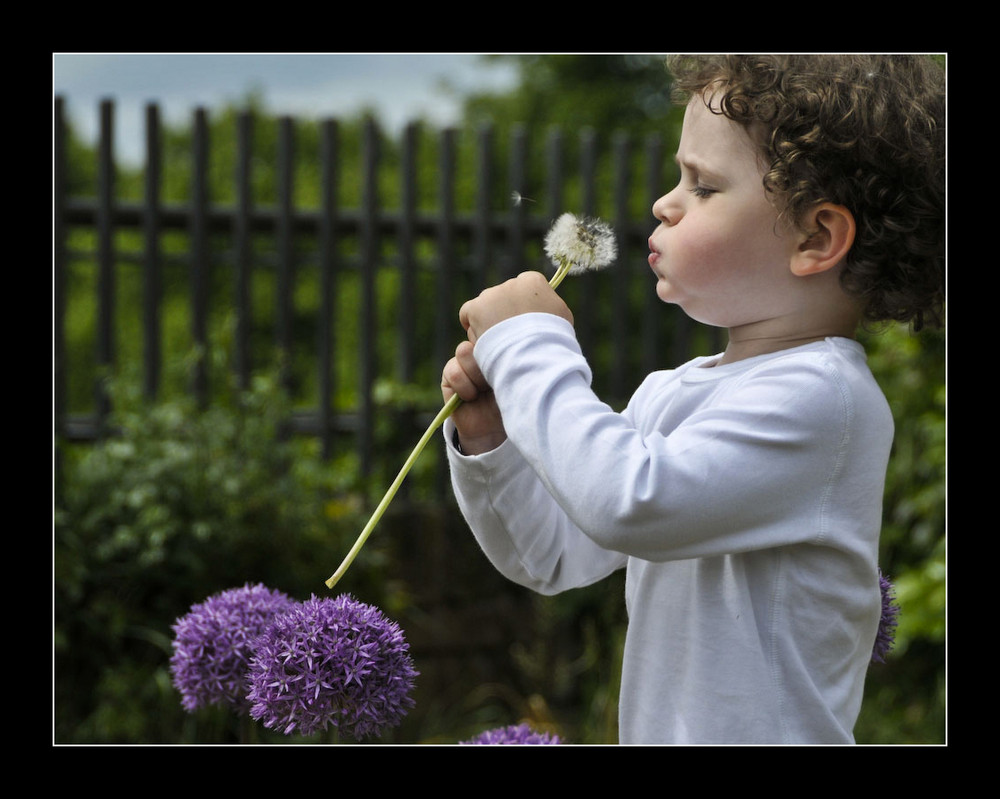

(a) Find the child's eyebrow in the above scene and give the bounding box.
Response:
[674,155,722,182]
[675,154,708,173]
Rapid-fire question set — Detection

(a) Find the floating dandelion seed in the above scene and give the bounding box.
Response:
[461,723,562,744]
[511,191,535,206]
[325,212,617,589]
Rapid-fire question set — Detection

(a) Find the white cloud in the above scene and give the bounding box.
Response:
[54,53,518,165]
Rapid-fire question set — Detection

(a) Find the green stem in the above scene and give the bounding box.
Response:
[549,261,571,290]
[325,394,460,589]
[325,259,571,590]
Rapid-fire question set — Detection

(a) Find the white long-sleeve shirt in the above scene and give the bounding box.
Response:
[445,313,893,744]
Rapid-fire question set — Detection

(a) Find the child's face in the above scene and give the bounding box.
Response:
[648,96,802,329]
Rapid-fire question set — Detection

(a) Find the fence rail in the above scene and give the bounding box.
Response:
[54,97,718,486]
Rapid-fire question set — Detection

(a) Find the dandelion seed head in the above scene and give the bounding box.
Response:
[170,583,297,715]
[247,594,418,739]
[544,212,617,275]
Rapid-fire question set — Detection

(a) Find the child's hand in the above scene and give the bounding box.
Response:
[459,271,573,344]
[442,340,507,454]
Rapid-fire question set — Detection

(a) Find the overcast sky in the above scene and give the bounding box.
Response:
[53,53,520,165]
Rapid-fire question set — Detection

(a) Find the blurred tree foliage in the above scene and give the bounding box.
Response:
[853,323,946,743]
[461,55,677,138]
[54,55,945,744]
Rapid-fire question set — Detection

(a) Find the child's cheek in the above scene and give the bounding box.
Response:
[670,226,732,284]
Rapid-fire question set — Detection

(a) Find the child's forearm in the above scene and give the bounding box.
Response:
[445,416,627,593]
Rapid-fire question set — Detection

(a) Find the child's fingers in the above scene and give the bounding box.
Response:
[459,271,571,342]
[441,341,489,402]
[455,340,489,389]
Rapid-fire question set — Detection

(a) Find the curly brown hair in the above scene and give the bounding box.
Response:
[666,54,945,330]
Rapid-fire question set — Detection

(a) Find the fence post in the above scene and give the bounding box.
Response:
[276,116,296,397]
[505,124,528,280]
[189,107,210,406]
[234,110,254,391]
[473,124,494,294]
[143,103,163,402]
[642,133,664,378]
[358,117,380,479]
[96,99,116,434]
[318,119,340,461]
[576,128,598,362]
[611,131,630,398]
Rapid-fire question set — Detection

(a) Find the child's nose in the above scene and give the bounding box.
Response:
[652,190,680,225]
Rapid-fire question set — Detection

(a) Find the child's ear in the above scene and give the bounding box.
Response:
[790,203,856,277]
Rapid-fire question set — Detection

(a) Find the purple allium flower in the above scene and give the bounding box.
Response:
[461,723,562,745]
[170,583,297,714]
[246,594,418,739]
[872,570,901,664]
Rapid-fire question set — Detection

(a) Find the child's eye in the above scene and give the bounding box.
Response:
[689,185,716,199]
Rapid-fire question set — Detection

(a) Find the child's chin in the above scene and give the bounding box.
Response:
[654,279,681,307]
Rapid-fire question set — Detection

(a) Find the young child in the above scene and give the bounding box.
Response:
[440,54,944,745]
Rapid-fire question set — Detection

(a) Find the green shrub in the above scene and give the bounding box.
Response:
[853,323,946,744]
[54,353,363,743]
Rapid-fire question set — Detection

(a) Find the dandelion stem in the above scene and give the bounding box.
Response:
[324,259,572,590]
[325,394,460,589]
[549,261,571,290]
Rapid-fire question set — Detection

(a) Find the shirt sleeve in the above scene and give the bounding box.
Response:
[466,313,870,565]
[445,416,628,595]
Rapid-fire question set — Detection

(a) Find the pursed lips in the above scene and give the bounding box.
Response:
[647,236,663,275]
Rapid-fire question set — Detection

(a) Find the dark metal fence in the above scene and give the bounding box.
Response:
[54,97,718,486]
